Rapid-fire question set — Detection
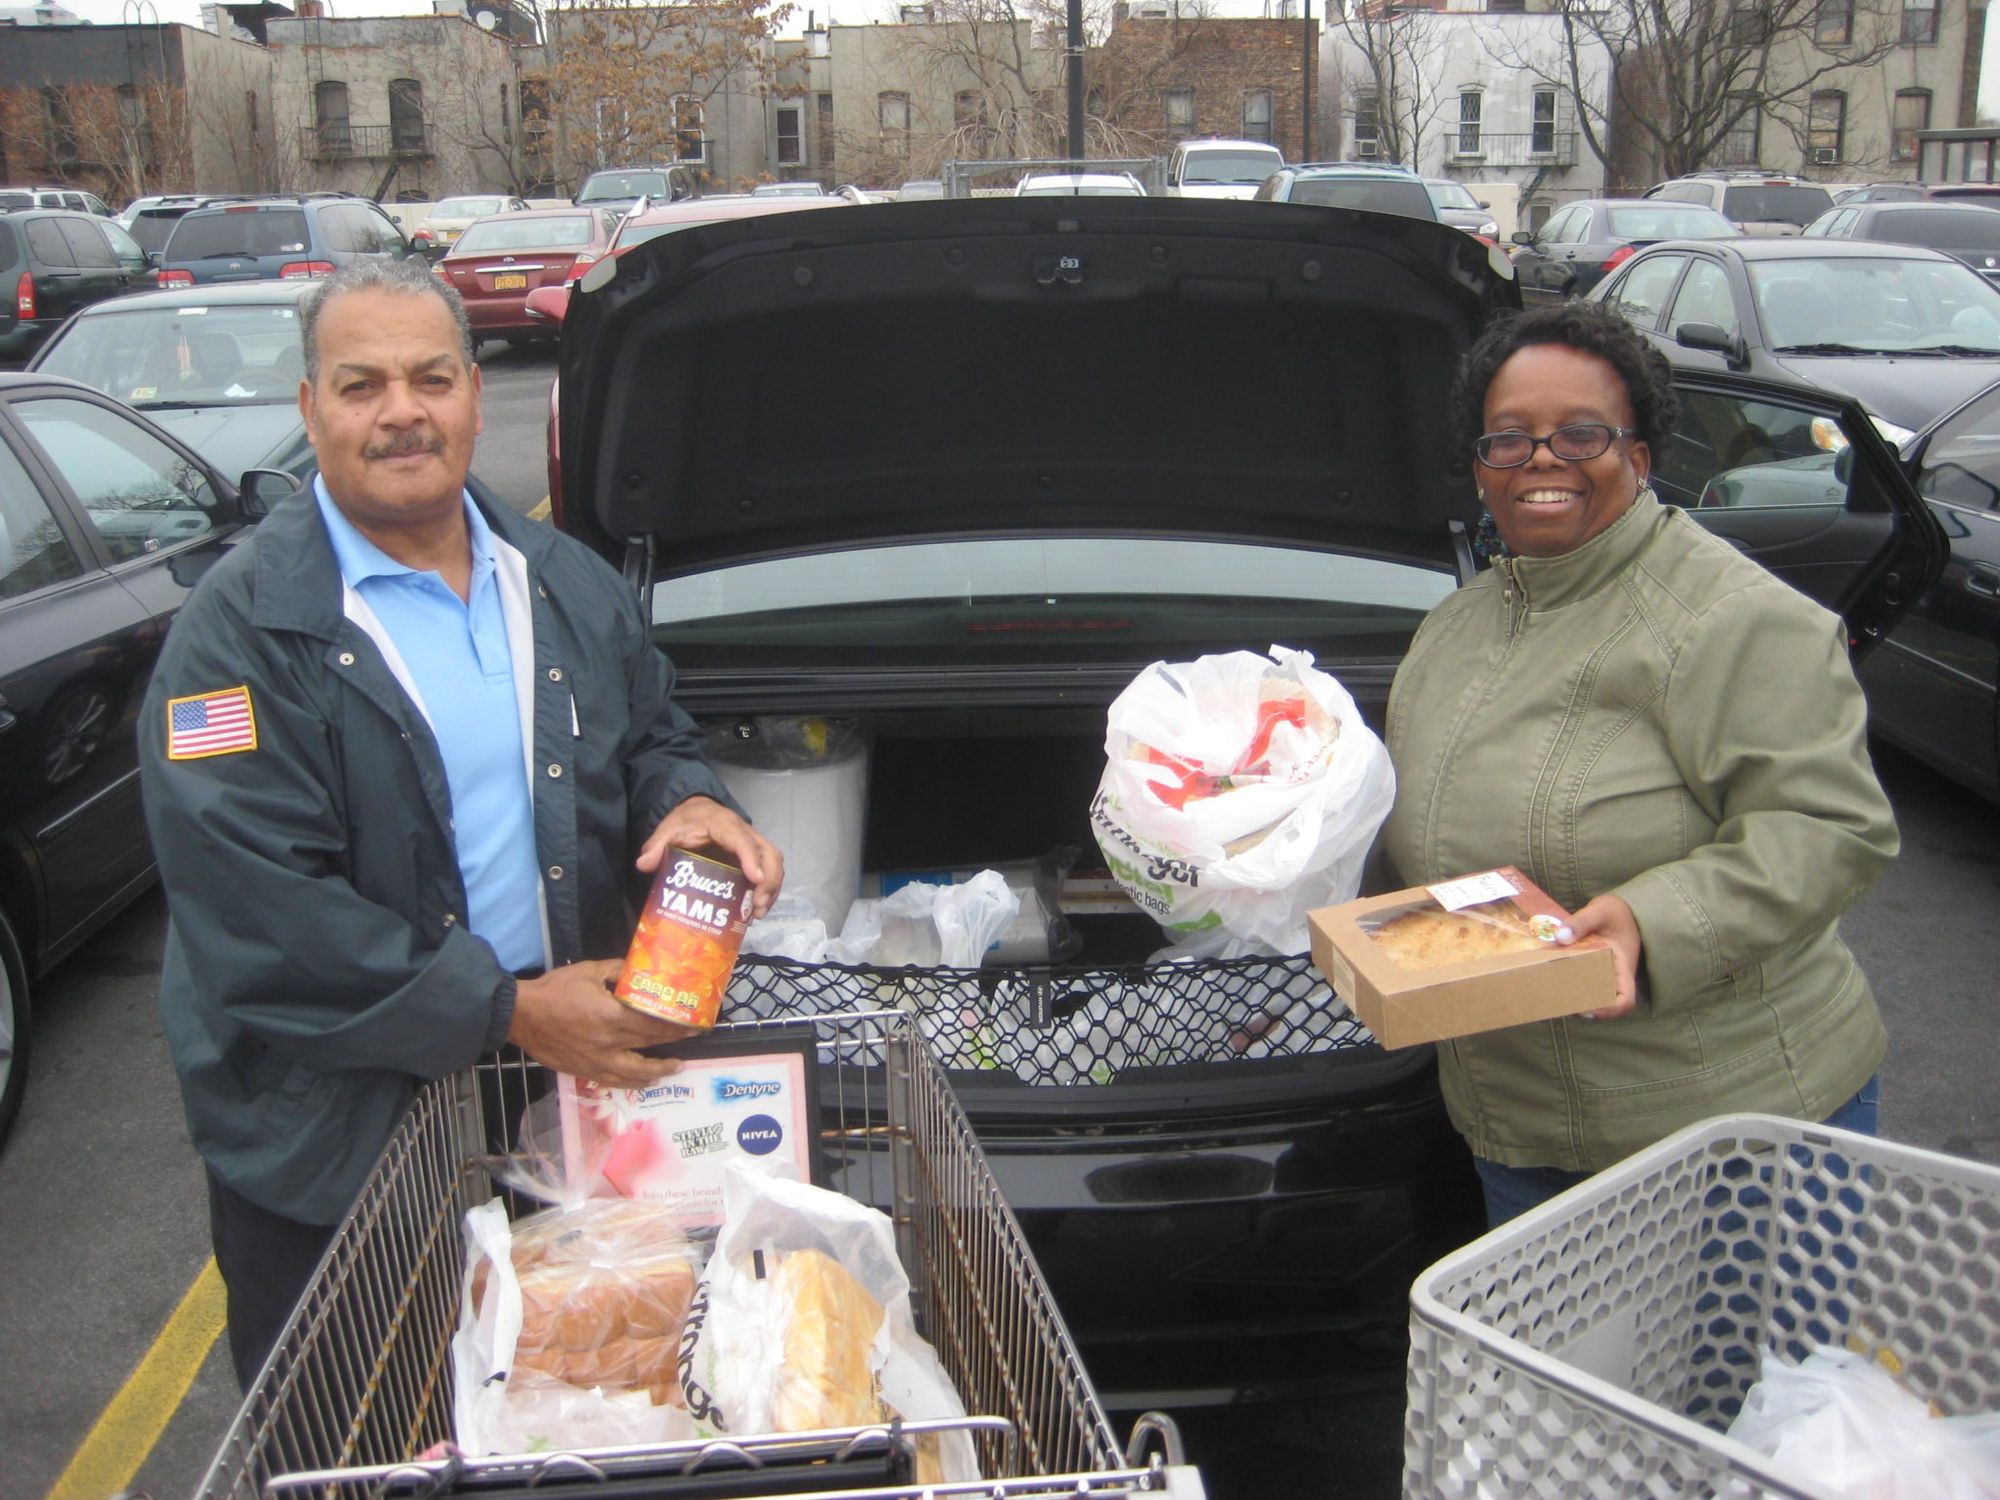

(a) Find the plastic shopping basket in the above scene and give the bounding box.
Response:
[193,1009,1204,1500]
[1403,1114,2000,1500]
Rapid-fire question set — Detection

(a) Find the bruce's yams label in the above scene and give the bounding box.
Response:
[614,847,752,1030]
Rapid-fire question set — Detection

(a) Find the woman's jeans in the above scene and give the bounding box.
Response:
[1473,1074,1882,1230]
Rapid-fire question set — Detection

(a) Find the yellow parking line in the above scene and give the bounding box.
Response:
[44,1258,227,1500]
[527,495,552,523]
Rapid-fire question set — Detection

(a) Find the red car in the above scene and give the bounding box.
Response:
[434,206,619,349]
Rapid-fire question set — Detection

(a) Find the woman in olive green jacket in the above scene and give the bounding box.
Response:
[1383,301,1893,1227]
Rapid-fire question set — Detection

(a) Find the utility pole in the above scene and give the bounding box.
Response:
[1301,0,1313,161]
[1067,0,1085,161]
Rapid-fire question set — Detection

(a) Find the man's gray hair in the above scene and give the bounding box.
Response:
[300,257,475,384]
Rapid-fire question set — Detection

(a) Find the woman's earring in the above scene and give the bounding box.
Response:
[1476,488,1486,503]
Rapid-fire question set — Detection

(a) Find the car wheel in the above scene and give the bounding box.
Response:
[0,908,29,1150]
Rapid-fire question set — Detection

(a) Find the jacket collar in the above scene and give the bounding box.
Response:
[1502,487,1666,610]
[249,471,558,639]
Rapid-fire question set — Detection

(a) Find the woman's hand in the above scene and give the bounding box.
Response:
[1561,893,1643,1020]
[636,795,785,918]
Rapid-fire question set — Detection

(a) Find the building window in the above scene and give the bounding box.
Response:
[1892,88,1931,161]
[673,96,706,164]
[1242,88,1272,144]
[1815,0,1852,44]
[1164,87,1195,134]
[42,87,76,163]
[117,83,152,161]
[314,79,351,154]
[1352,90,1379,158]
[879,91,910,153]
[1526,200,1552,232]
[1901,0,1938,42]
[389,78,425,152]
[245,91,258,134]
[1729,5,1770,44]
[499,83,510,144]
[1456,90,1482,156]
[1531,89,1556,154]
[777,104,802,164]
[1807,91,1845,163]
[1717,96,1758,164]
[521,78,550,140]
[817,92,834,166]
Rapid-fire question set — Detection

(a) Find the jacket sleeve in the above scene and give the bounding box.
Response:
[1609,584,1897,1010]
[611,581,743,845]
[141,583,514,1078]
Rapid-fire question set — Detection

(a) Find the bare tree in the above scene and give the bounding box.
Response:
[0,78,192,202]
[1326,0,1447,168]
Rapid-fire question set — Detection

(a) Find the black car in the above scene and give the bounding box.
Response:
[548,197,1940,1408]
[1251,163,1437,221]
[0,209,151,359]
[118,193,250,259]
[155,194,414,288]
[1803,199,2000,287]
[0,371,285,1146]
[1509,197,1737,305]
[1592,237,2000,440]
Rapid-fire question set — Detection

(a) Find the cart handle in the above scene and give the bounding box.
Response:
[1123,1411,1187,1467]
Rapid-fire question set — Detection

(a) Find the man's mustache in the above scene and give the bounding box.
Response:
[363,434,445,460]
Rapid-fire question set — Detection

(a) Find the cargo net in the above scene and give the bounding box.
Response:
[723,954,1375,1086]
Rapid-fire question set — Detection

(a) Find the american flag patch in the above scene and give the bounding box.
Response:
[166,686,258,760]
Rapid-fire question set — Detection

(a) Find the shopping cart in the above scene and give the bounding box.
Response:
[193,1008,1204,1499]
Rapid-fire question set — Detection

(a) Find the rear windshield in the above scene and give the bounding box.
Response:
[1720,184,1834,226]
[436,197,505,216]
[1287,179,1434,219]
[1179,149,1283,186]
[454,215,594,253]
[1874,208,2000,250]
[0,191,30,210]
[1426,182,1482,211]
[1605,206,1735,240]
[129,207,194,254]
[165,209,309,260]
[578,172,669,203]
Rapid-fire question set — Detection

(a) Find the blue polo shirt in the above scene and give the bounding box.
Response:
[314,480,544,973]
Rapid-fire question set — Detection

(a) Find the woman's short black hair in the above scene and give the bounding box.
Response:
[1450,299,1679,460]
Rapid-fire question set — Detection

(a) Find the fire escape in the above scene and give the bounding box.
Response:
[297,0,433,200]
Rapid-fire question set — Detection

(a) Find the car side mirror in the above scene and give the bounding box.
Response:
[1834,444,1855,484]
[235,468,294,520]
[1675,321,1747,368]
[523,284,568,327]
[146,249,163,267]
[1477,199,1491,209]
[420,241,449,263]
[1510,230,1536,245]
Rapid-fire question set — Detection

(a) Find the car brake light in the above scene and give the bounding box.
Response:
[1601,244,1637,273]
[280,260,335,280]
[16,271,34,319]
[224,204,261,212]
[156,267,194,288]
[570,253,596,271]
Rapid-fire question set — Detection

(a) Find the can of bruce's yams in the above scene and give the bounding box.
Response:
[613,846,753,1030]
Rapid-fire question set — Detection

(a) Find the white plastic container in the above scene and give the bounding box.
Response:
[708,718,867,932]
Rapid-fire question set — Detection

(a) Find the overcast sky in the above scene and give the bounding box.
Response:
[49,0,2000,121]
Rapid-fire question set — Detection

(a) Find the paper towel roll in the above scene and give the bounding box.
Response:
[711,728,868,931]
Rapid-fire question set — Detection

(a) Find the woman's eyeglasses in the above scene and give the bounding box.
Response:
[1475,423,1637,468]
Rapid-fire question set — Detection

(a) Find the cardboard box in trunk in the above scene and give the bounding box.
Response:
[1307,868,1617,1049]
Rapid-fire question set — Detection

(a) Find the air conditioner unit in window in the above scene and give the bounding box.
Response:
[1356,140,1379,158]
[1812,147,1838,165]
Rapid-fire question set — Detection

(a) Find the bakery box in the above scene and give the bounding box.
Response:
[1307,867,1616,1050]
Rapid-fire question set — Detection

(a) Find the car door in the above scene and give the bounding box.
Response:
[21,217,86,326]
[1662,370,1947,656]
[1856,382,2000,796]
[1512,206,1576,302]
[1600,250,1691,341]
[54,216,130,310]
[1659,254,1740,374]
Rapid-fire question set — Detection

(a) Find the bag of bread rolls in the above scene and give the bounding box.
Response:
[683,1161,979,1483]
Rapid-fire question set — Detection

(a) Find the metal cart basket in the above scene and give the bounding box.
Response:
[194,1008,1203,1500]
[1403,1113,2000,1500]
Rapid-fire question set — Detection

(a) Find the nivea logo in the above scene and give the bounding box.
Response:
[736,1114,783,1155]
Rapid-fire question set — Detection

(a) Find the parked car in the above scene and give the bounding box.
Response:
[573,166,699,209]
[436,205,619,349]
[1509,198,1737,305]
[1834,181,2000,209]
[155,194,413,287]
[0,208,151,360]
[895,179,945,201]
[1252,163,1437,221]
[0,369,286,1146]
[117,193,248,257]
[1422,178,1498,241]
[409,194,531,253]
[26,280,317,483]
[0,186,115,217]
[1802,199,2000,287]
[1593,237,2000,438]
[1643,170,1834,235]
[750,181,829,198]
[1164,138,1285,200]
[1014,171,1147,197]
[545,195,1939,1405]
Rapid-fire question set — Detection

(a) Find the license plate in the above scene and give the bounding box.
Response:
[493,273,528,290]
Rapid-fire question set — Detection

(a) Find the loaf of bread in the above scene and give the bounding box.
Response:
[1366,905,1544,971]
[768,1248,887,1431]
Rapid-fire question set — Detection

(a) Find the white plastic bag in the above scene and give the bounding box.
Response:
[1725,1345,2000,1498]
[1090,646,1395,957]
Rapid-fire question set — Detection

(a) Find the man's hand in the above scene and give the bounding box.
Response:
[506,959,697,1087]
[636,795,785,918]
[1560,893,1643,1021]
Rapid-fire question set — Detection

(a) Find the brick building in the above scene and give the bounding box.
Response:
[1090,7,1317,164]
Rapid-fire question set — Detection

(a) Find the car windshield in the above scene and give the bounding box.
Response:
[1287,179,1434,218]
[1721,184,1834,226]
[649,538,1452,669]
[1871,208,2000,251]
[1750,257,2000,352]
[436,197,505,217]
[1181,150,1283,185]
[1604,206,1736,240]
[165,210,308,260]
[579,172,669,202]
[454,215,595,253]
[1426,182,1482,210]
[36,302,305,405]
